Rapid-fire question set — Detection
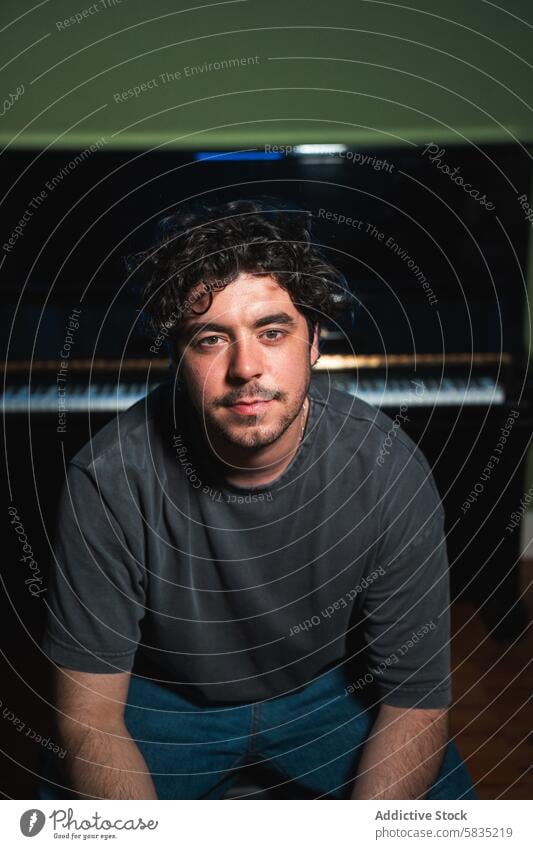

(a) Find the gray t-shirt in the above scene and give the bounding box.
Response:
[42,379,451,708]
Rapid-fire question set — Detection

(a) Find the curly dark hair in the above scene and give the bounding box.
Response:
[129,197,352,355]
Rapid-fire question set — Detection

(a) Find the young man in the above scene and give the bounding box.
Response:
[40,199,475,800]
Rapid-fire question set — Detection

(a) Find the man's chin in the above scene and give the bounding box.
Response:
[217,426,282,450]
[202,401,300,450]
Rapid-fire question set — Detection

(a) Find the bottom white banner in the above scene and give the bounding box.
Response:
[4,799,530,848]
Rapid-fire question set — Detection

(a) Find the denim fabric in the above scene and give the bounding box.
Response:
[38,665,477,800]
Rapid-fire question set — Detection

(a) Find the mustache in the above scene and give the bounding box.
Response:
[220,389,285,406]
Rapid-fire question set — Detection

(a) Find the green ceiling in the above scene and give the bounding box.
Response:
[1,0,532,149]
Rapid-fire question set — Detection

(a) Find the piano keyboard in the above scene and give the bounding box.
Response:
[2,383,154,413]
[2,376,505,413]
[322,375,506,407]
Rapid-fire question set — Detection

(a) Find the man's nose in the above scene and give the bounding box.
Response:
[226,336,264,381]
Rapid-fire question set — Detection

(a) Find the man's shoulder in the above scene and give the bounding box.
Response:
[69,380,174,474]
[310,381,431,475]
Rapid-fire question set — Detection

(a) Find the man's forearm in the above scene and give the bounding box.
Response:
[60,722,158,799]
[351,705,448,800]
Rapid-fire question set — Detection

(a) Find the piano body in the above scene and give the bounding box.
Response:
[2,142,532,641]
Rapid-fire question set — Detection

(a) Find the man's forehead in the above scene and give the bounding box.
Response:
[181,274,294,322]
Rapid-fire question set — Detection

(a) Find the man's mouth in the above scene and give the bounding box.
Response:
[228,399,274,415]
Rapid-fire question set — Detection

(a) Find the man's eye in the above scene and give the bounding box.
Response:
[197,335,221,347]
[262,330,286,341]
[196,330,286,348]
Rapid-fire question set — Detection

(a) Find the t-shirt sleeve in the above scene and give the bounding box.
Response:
[42,460,146,673]
[359,443,451,709]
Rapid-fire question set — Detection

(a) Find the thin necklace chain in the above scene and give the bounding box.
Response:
[299,396,309,443]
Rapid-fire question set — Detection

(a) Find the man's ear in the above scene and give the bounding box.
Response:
[310,322,321,367]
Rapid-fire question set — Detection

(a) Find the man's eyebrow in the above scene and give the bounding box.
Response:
[180,312,298,339]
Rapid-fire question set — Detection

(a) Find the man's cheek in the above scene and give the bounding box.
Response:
[193,377,216,410]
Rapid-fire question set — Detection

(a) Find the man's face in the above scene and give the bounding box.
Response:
[174,273,320,450]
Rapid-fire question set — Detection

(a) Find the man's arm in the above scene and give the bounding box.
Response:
[350,704,448,799]
[54,666,157,800]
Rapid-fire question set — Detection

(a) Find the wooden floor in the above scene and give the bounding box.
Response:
[449,559,533,799]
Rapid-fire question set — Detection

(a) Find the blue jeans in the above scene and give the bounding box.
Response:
[38,665,477,800]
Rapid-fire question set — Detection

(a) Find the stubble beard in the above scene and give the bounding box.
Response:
[201,381,310,451]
